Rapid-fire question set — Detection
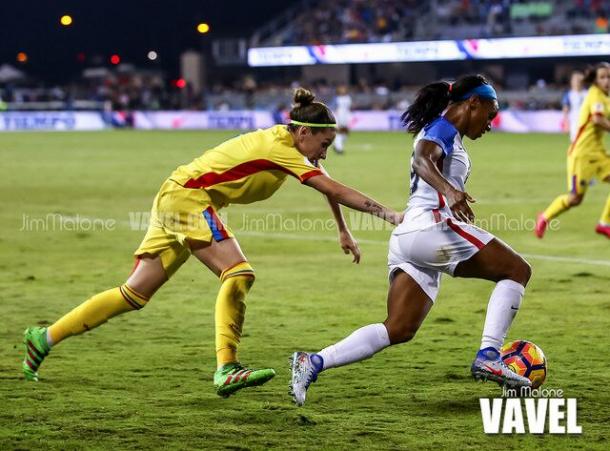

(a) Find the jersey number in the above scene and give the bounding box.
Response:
[410,167,419,194]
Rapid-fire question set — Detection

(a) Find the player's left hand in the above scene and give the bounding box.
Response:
[339,230,361,263]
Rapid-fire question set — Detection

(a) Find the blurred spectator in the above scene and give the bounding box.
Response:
[0,76,571,112]
[272,0,420,45]
[261,0,610,45]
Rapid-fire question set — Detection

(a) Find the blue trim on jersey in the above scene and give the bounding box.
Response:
[421,117,458,156]
[561,91,570,108]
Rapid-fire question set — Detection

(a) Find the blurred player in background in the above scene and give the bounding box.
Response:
[333,85,352,154]
[22,88,403,397]
[562,70,587,142]
[291,75,533,406]
[536,62,610,239]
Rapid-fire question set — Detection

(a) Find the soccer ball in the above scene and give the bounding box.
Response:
[501,340,547,389]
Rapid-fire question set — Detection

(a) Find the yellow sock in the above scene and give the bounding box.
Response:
[215,262,255,368]
[600,194,610,225]
[543,194,571,220]
[47,284,149,345]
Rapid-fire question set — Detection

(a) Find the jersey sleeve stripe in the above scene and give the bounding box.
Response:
[183,159,298,189]
[300,169,323,182]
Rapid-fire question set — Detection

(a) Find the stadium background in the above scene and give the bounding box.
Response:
[1,0,609,449]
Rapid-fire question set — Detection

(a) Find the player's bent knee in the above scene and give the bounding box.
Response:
[120,283,151,310]
[384,321,418,345]
[567,193,583,206]
[507,257,531,287]
[523,260,532,283]
[220,261,255,285]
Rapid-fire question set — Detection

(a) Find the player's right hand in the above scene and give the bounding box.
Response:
[446,189,476,223]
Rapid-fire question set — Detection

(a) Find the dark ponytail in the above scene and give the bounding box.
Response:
[401,74,492,135]
[287,87,335,133]
[583,62,610,87]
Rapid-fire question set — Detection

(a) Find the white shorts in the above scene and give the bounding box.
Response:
[335,111,351,128]
[387,218,494,302]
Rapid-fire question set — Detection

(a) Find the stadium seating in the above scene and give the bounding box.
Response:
[252,0,610,46]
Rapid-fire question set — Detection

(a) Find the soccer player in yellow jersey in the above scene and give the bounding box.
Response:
[536,62,610,239]
[21,88,403,396]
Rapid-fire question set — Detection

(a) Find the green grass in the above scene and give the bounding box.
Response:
[1,130,609,450]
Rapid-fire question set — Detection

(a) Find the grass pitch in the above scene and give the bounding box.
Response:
[1,130,609,450]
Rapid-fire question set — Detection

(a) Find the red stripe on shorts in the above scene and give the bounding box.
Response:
[446,218,485,250]
[205,206,230,240]
[437,191,445,208]
[432,208,441,223]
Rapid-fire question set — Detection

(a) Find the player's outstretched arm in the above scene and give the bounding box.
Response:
[327,195,361,263]
[318,166,361,263]
[304,174,402,226]
[413,139,476,223]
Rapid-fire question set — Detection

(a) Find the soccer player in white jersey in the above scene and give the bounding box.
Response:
[290,74,533,406]
[562,70,587,142]
[333,85,352,154]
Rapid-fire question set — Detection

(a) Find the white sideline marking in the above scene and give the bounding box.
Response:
[520,253,610,267]
[56,215,610,268]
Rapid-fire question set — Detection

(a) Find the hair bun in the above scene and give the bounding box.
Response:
[293,87,315,107]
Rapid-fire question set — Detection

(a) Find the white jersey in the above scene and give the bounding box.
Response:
[334,94,352,127]
[562,89,587,142]
[389,115,494,302]
[396,116,470,233]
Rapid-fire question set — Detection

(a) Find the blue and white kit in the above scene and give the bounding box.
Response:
[562,89,587,142]
[388,116,497,301]
[334,94,352,128]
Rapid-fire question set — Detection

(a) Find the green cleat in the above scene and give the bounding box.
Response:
[214,363,275,398]
[22,327,51,382]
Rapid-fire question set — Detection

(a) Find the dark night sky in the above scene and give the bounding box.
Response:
[0,0,298,82]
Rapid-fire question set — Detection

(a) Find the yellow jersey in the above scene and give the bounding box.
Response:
[569,84,610,157]
[169,125,322,207]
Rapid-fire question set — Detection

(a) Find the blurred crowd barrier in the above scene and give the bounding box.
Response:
[0,88,566,112]
[0,109,564,133]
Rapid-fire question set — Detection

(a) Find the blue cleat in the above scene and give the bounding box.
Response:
[471,347,531,388]
[289,351,323,406]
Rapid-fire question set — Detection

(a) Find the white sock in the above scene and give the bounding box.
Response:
[317,323,390,370]
[334,133,345,151]
[480,279,525,351]
[46,328,54,347]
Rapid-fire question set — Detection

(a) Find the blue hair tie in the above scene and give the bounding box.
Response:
[456,84,497,101]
